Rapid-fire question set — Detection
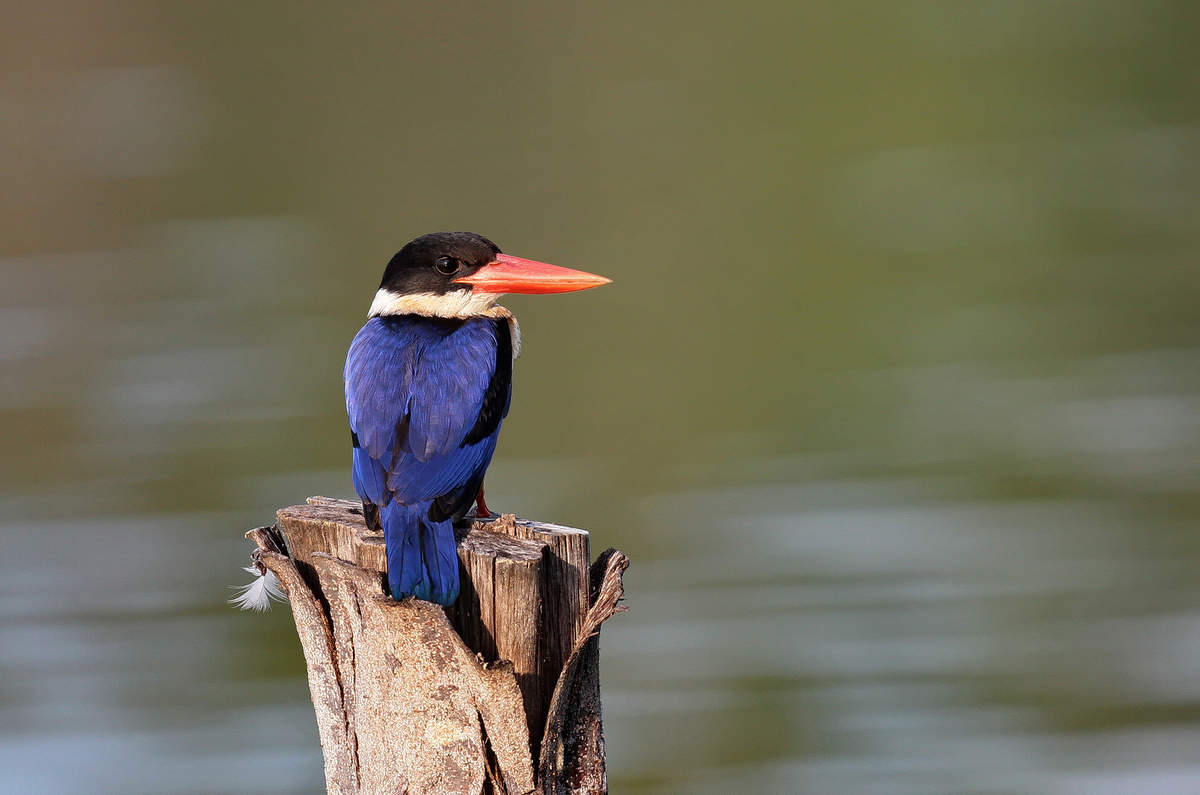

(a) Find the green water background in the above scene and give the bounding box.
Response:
[3,3,1200,793]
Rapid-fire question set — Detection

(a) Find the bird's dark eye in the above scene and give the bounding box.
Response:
[435,257,461,275]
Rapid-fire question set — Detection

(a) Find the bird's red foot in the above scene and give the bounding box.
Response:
[474,487,493,519]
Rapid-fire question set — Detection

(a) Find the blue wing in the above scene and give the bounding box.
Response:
[344,315,510,604]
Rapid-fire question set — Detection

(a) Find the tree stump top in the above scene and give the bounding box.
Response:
[249,496,628,795]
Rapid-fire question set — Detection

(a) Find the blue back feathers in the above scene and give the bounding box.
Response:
[345,315,511,604]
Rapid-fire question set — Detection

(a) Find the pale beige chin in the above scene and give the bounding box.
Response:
[368,288,521,357]
[368,288,500,319]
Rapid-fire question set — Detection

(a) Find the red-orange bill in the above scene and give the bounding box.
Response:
[453,253,611,295]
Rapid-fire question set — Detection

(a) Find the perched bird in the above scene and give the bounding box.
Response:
[345,232,610,605]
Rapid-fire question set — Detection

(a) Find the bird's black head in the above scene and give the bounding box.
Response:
[367,231,610,319]
[379,231,502,297]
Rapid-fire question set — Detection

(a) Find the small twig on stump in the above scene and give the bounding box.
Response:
[246,497,627,795]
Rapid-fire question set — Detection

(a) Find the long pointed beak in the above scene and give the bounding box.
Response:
[453,253,612,295]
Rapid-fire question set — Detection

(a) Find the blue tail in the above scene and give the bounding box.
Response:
[380,501,460,605]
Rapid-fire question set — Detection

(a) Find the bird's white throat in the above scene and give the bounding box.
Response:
[368,288,503,320]
[368,288,521,357]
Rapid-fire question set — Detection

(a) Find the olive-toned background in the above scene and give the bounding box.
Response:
[3,2,1200,793]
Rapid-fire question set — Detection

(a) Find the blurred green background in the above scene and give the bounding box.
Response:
[3,2,1200,793]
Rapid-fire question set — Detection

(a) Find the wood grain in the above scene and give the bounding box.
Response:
[251,498,627,795]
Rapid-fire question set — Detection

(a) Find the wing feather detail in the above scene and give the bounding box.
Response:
[345,315,505,507]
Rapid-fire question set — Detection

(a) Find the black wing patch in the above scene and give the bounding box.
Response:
[462,318,512,447]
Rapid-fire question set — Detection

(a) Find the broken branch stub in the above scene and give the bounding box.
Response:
[247,497,627,795]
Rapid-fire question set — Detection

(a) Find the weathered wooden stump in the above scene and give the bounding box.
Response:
[246,496,628,795]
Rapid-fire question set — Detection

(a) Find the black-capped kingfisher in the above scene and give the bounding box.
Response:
[344,232,610,605]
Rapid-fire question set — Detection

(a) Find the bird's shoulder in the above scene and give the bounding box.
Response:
[354,313,505,347]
